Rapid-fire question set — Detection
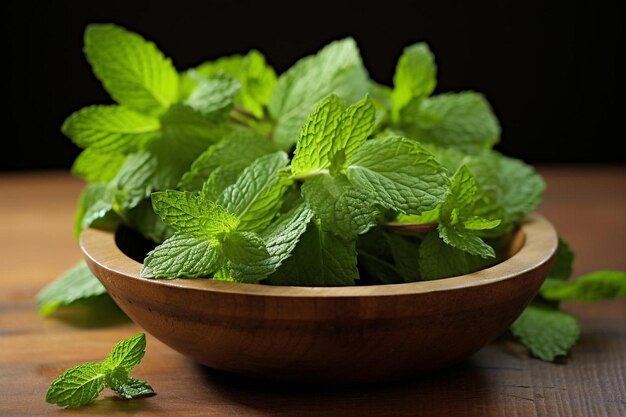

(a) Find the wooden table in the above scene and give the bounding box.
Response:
[1,167,624,417]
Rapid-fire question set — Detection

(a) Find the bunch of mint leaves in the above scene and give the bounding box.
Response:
[39,24,625,368]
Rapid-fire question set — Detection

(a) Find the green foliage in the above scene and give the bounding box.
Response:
[50,25,625,367]
[46,334,155,408]
[37,262,107,315]
[510,305,580,362]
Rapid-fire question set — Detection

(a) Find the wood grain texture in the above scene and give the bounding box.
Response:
[79,215,556,383]
[0,167,625,416]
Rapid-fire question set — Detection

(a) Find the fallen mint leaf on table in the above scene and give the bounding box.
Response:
[509,305,580,362]
[37,262,107,316]
[46,333,155,408]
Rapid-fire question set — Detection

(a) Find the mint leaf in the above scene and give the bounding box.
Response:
[419,231,495,279]
[356,228,404,284]
[269,38,369,149]
[301,173,379,236]
[346,136,448,214]
[46,333,154,408]
[218,152,291,231]
[540,270,626,302]
[74,183,119,237]
[391,42,437,123]
[184,74,241,118]
[179,128,275,191]
[268,222,359,286]
[104,367,129,391]
[62,105,159,152]
[37,262,107,316]
[261,203,314,274]
[141,233,220,278]
[84,24,178,116]
[152,191,239,238]
[125,200,173,243]
[105,333,146,372]
[331,96,377,166]
[291,95,375,176]
[291,95,344,175]
[405,92,501,151]
[72,148,127,183]
[221,231,272,282]
[46,362,107,408]
[510,305,580,362]
[436,166,499,258]
[549,237,575,280]
[110,377,156,399]
[493,153,545,223]
[429,149,544,234]
[191,50,277,118]
[386,233,422,282]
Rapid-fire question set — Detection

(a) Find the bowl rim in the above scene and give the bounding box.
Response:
[80,213,557,298]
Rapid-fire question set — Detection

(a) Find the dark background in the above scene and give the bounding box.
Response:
[4,0,621,171]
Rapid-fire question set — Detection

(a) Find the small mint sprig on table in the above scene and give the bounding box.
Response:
[46,334,155,408]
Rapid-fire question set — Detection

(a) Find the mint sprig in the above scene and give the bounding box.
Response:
[46,334,155,408]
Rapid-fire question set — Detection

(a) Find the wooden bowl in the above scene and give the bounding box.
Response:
[81,214,557,384]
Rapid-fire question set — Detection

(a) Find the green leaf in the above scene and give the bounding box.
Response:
[110,377,156,399]
[391,42,437,123]
[268,222,359,286]
[540,270,626,302]
[105,333,146,372]
[192,50,277,118]
[330,96,376,166]
[301,173,379,236]
[261,203,314,274]
[438,225,495,259]
[184,74,241,118]
[74,183,119,237]
[346,136,449,214]
[291,95,344,176]
[72,147,126,183]
[46,333,154,408]
[141,233,221,278]
[431,150,544,235]
[221,231,272,282]
[357,228,403,284]
[386,233,422,282]
[62,105,159,151]
[125,200,173,243]
[494,153,545,223]
[104,367,129,391]
[84,24,178,116]
[510,305,580,362]
[291,95,376,177]
[179,128,275,191]
[463,217,501,230]
[37,262,107,316]
[437,166,497,258]
[549,237,575,280]
[112,152,159,211]
[152,191,239,238]
[218,152,291,231]
[419,231,494,279]
[406,92,500,151]
[46,362,107,408]
[269,38,369,149]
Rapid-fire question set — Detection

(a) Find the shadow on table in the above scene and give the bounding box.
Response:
[198,358,494,417]
[50,395,160,415]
